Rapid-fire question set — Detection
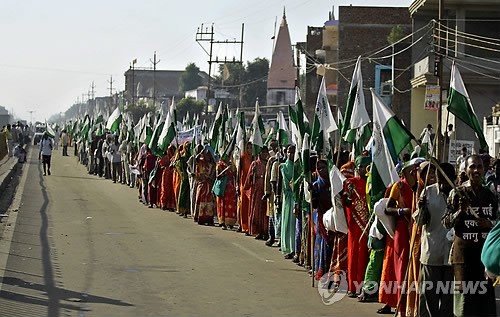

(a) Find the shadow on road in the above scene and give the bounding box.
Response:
[53,175,104,181]
[0,161,134,316]
[0,276,134,311]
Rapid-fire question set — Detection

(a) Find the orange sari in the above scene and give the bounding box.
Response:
[238,151,252,233]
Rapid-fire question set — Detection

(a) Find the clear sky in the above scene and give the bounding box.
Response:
[1,0,412,123]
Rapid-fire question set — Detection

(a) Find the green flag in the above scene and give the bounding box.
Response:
[106,106,122,133]
[448,62,488,152]
[312,77,337,157]
[158,98,177,151]
[342,56,370,139]
[250,100,264,155]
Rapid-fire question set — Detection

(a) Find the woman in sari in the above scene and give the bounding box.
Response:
[311,159,333,280]
[172,145,183,213]
[238,142,253,233]
[174,142,191,217]
[216,155,237,229]
[244,147,270,239]
[188,144,203,217]
[195,145,216,225]
[159,145,176,211]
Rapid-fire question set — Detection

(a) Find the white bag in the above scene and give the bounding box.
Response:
[369,216,384,240]
[323,207,335,232]
[374,198,396,239]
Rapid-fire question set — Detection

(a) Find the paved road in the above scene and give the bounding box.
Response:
[0,149,382,317]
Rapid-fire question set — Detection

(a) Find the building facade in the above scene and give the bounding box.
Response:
[409,0,500,155]
[337,6,412,127]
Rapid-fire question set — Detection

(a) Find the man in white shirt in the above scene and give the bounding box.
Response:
[39,132,53,176]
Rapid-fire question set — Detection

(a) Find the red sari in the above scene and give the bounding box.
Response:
[379,179,412,313]
[343,177,369,294]
[159,151,176,210]
[195,157,216,224]
[238,151,252,233]
[216,160,237,226]
[244,157,268,237]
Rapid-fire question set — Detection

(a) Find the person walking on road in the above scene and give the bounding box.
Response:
[61,130,69,156]
[39,132,53,176]
[3,124,13,157]
[110,135,122,184]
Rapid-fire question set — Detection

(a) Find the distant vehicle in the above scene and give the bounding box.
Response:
[33,132,44,145]
[33,122,46,144]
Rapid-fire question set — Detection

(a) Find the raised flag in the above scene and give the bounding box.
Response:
[448,62,488,151]
[277,111,289,146]
[342,56,371,139]
[371,88,401,187]
[106,106,122,133]
[158,97,177,151]
[250,101,264,155]
[312,76,337,156]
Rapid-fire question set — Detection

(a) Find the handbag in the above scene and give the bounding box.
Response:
[212,175,228,197]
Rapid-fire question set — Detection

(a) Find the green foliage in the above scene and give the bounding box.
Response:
[176,97,205,121]
[212,57,269,108]
[244,58,269,107]
[124,100,155,123]
[387,25,406,45]
[179,63,202,92]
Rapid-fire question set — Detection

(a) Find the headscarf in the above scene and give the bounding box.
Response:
[340,161,355,178]
[204,144,217,162]
[355,155,370,167]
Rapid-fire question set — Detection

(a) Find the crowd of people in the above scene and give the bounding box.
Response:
[64,131,498,317]
[1,123,30,161]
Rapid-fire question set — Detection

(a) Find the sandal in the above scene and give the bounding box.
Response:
[376,305,392,314]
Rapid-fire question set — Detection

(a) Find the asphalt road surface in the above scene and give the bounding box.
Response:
[0,148,495,317]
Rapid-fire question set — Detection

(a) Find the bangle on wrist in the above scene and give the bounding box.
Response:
[398,208,404,216]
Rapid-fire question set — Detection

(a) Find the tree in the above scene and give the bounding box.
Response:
[124,100,155,123]
[176,97,205,121]
[213,63,246,108]
[179,63,202,92]
[243,57,269,107]
[387,25,406,45]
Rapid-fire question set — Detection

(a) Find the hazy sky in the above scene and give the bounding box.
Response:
[1,0,412,122]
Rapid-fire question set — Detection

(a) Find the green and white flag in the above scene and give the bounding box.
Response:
[312,76,337,157]
[250,100,264,155]
[158,97,177,151]
[265,126,276,146]
[448,62,488,151]
[209,102,224,150]
[235,110,246,155]
[149,121,165,157]
[277,111,289,146]
[371,88,402,187]
[342,56,371,140]
[80,115,91,139]
[106,106,122,133]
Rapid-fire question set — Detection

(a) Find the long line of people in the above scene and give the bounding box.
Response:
[73,132,498,317]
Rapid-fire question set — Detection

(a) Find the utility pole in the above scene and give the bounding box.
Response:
[436,0,445,160]
[196,23,244,111]
[150,51,160,108]
[108,75,115,97]
[90,81,96,100]
[131,59,137,106]
[27,111,35,125]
